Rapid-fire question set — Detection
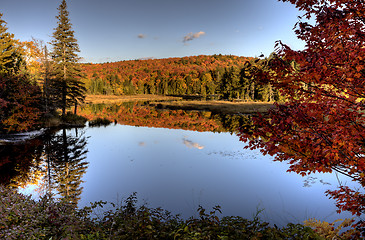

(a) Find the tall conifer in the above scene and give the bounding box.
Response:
[0,13,23,75]
[51,0,85,116]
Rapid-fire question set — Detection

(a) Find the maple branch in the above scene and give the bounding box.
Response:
[332,166,362,182]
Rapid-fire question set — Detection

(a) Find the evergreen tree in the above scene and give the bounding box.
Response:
[51,0,85,116]
[42,46,55,114]
[0,13,23,75]
[221,67,241,101]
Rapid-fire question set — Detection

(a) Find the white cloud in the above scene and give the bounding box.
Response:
[183,31,205,43]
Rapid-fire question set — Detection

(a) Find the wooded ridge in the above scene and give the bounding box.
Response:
[80,54,282,102]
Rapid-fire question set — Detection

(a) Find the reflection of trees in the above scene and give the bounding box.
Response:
[79,102,255,134]
[213,114,253,134]
[45,128,88,205]
[0,139,44,189]
[0,128,89,206]
[80,102,225,132]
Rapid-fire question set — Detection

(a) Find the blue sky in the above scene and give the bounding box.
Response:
[1,0,305,63]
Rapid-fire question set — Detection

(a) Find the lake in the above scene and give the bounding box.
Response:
[0,102,360,227]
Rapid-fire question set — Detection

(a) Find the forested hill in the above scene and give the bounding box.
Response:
[81,55,259,99]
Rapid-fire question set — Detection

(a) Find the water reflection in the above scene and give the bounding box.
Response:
[79,102,252,133]
[182,138,205,150]
[0,128,89,206]
[44,128,89,205]
[79,124,359,226]
[0,103,362,227]
[0,138,43,189]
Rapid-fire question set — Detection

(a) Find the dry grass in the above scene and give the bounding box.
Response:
[84,95,274,114]
[150,100,274,114]
[84,94,182,104]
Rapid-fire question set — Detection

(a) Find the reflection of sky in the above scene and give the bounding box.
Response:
[31,124,362,226]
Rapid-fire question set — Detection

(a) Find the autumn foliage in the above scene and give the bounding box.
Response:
[79,102,225,132]
[239,0,365,234]
[82,55,249,90]
[0,13,43,133]
[0,74,42,133]
[82,55,251,97]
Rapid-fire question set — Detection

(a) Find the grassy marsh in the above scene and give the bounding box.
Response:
[84,95,274,114]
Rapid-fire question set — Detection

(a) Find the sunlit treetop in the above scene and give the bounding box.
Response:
[0,13,24,75]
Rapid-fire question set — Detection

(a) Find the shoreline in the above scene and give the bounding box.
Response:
[84,94,274,114]
[150,100,274,114]
[84,94,182,104]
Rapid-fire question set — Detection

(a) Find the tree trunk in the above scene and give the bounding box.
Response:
[251,82,255,100]
[268,83,273,102]
[74,101,77,115]
[62,45,67,116]
[62,84,66,116]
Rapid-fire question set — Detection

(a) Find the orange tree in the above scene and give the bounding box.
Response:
[0,74,42,133]
[0,13,42,133]
[238,0,365,235]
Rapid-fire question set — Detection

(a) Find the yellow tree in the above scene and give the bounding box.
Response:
[0,13,24,75]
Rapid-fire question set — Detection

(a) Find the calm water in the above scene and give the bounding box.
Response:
[18,122,359,226]
[1,103,361,226]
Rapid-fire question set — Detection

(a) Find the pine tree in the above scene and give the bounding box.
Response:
[51,0,85,116]
[0,13,23,75]
[41,45,60,114]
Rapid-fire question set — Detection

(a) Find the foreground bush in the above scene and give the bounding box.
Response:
[0,187,324,239]
[0,186,93,239]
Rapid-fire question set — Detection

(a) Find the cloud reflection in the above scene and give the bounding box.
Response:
[182,138,204,150]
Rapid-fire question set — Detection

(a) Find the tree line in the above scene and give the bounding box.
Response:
[82,54,284,102]
[0,0,85,133]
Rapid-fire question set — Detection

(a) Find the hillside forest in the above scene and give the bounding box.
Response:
[81,54,283,102]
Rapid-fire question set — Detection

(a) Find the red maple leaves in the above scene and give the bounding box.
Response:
[239,0,365,231]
